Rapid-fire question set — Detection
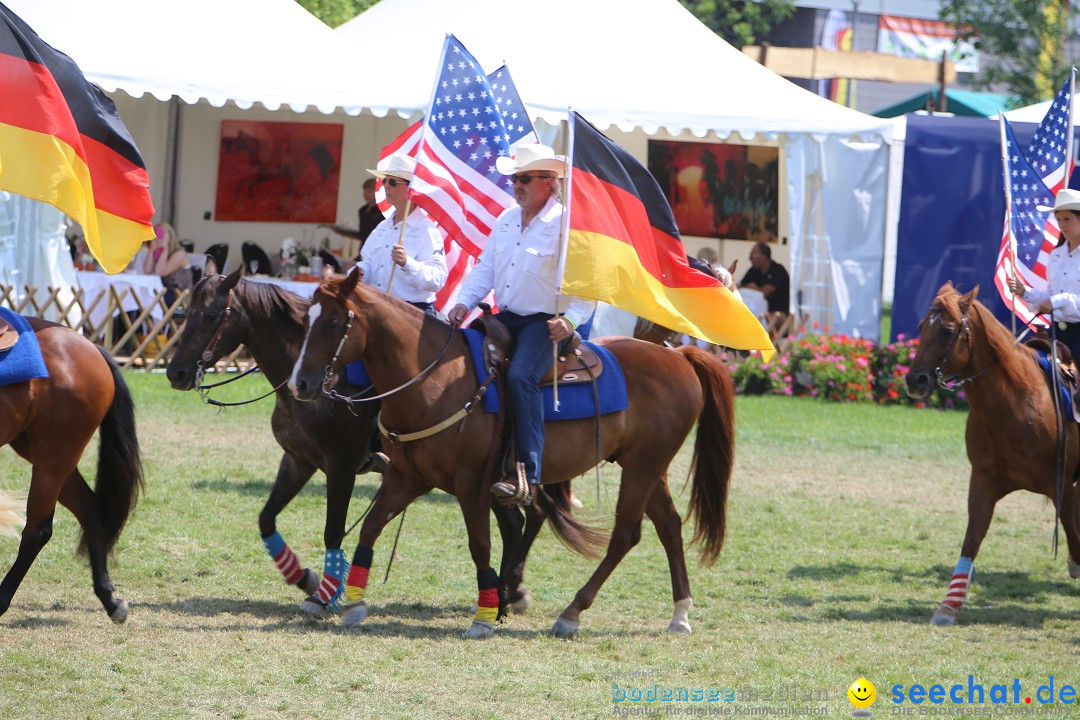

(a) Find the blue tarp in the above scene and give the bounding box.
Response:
[892,114,1042,341]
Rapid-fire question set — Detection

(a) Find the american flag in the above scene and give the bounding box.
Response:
[994,116,1055,326]
[1026,73,1074,195]
[376,35,536,312]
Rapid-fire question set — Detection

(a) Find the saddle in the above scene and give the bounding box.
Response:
[1025,337,1080,421]
[0,316,17,352]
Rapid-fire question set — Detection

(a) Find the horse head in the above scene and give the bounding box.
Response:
[289,268,368,401]
[166,265,243,390]
[906,282,979,399]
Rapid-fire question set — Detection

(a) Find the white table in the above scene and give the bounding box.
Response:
[246,275,320,299]
[740,288,769,322]
[76,271,165,330]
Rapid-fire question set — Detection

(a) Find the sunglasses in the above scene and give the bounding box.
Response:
[383,177,409,188]
[510,173,552,185]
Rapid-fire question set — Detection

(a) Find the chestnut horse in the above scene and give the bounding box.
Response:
[0,319,143,623]
[906,283,1080,626]
[166,268,560,616]
[289,271,735,638]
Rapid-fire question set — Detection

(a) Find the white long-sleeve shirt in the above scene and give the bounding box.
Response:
[1022,242,1080,322]
[456,195,595,327]
[356,208,447,304]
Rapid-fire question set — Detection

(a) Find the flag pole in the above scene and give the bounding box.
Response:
[384,196,412,296]
[999,114,1018,336]
[552,112,576,413]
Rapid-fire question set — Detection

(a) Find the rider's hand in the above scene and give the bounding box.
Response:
[391,245,407,267]
[1008,276,1025,298]
[448,304,468,324]
[548,316,574,342]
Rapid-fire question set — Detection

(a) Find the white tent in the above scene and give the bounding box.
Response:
[337,0,896,339]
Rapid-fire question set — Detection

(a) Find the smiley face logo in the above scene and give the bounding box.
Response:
[848,678,876,716]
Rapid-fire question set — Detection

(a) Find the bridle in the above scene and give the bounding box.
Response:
[924,303,998,390]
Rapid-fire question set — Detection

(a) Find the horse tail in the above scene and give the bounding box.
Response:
[0,491,25,538]
[534,482,608,559]
[677,346,735,567]
[80,348,145,556]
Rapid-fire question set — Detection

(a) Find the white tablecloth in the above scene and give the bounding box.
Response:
[740,288,769,321]
[76,271,165,329]
[245,275,320,299]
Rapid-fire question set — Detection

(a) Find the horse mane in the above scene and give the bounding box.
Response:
[239,278,309,326]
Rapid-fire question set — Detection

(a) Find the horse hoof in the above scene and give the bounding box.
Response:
[1069,556,1080,579]
[300,597,331,618]
[462,621,494,639]
[550,616,579,638]
[509,589,531,614]
[930,605,957,627]
[667,619,692,634]
[298,568,320,596]
[341,601,368,628]
[109,599,129,625]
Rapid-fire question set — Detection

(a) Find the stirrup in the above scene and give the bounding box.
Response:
[491,462,531,506]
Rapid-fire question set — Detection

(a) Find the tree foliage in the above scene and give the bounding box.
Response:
[678,0,795,49]
[294,0,378,28]
[941,0,1077,105]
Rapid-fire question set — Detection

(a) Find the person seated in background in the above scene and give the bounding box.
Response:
[739,241,789,317]
[143,222,193,307]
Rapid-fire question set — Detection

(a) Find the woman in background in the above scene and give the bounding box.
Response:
[143,222,193,307]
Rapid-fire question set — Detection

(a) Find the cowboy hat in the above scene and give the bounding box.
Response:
[367,153,416,181]
[495,143,567,178]
[1037,187,1080,213]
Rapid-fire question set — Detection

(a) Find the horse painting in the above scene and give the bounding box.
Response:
[0,319,143,623]
[289,271,735,638]
[906,283,1080,626]
[165,267,561,616]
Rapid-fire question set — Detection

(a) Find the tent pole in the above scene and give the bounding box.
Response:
[163,97,181,228]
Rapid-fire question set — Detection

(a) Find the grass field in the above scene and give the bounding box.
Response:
[0,372,1078,719]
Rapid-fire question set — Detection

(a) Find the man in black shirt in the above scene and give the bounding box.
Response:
[739,242,789,315]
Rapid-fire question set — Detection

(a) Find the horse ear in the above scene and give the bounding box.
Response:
[727,259,737,275]
[339,265,361,297]
[222,264,242,291]
[959,286,979,313]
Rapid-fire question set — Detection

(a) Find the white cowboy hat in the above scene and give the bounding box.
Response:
[367,153,416,181]
[1037,187,1080,213]
[495,143,567,178]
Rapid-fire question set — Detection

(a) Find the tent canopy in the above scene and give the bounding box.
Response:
[4,0,368,113]
[336,0,892,139]
[872,88,1015,119]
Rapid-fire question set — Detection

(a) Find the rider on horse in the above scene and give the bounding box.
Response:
[448,143,596,506]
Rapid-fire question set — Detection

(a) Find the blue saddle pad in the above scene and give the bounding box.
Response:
[0,308,49,386]
[345,359,371,388]
[1035,348,1074,415]
[462,328,628,421]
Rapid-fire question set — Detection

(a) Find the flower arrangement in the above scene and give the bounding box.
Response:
[724,326,967,410]
[279,237,317,276]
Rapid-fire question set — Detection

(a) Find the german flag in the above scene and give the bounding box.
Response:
[0,4,153,273]
[562,112,774,359]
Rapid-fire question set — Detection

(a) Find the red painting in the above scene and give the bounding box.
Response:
[214,120,343,223]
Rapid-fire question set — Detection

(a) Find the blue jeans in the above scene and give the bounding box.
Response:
[500,312,555,484]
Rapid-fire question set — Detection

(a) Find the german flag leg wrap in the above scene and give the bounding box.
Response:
[474,567,499,627]
[262,531,304,586]
[942,556,974,610]
[344,544,374,605]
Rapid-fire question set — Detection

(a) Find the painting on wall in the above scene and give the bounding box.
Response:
[214,120,343,223]
[647,139,779,243]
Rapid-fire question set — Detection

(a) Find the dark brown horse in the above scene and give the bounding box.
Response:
[165,268,553,617]
[289,271,735,638]
[906,283,1080,626]
[0,319,143,622]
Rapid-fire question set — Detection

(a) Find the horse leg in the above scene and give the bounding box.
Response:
[459,496,497,639]
[931,472,1003,626]
[643,479,693,634]
[0,464,62,618]
[490,503,527,612]
[339,469,428,628]
[1057,480,1080,579]
[299,464,357,617]
[56,468,127,623]
[259,453,320,599]
[551,475,651,638]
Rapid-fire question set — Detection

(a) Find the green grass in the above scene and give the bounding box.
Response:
[0,374,1077,719]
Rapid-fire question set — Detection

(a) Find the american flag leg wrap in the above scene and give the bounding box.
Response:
[473,567,499,627]
[312,548,348,609]
[262,531,304,586]
[942,556,974,610]
[344,544,374,605]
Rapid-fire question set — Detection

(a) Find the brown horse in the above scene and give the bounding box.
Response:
[0,319,143,622]
[906,283,1080,626]
[289,271,735,638]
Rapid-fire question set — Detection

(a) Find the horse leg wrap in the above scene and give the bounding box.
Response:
[311,549,349,610]
[262,531,304,586]
[942,556,974,610]
[473,567,499,628]
[343,544,373,605]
